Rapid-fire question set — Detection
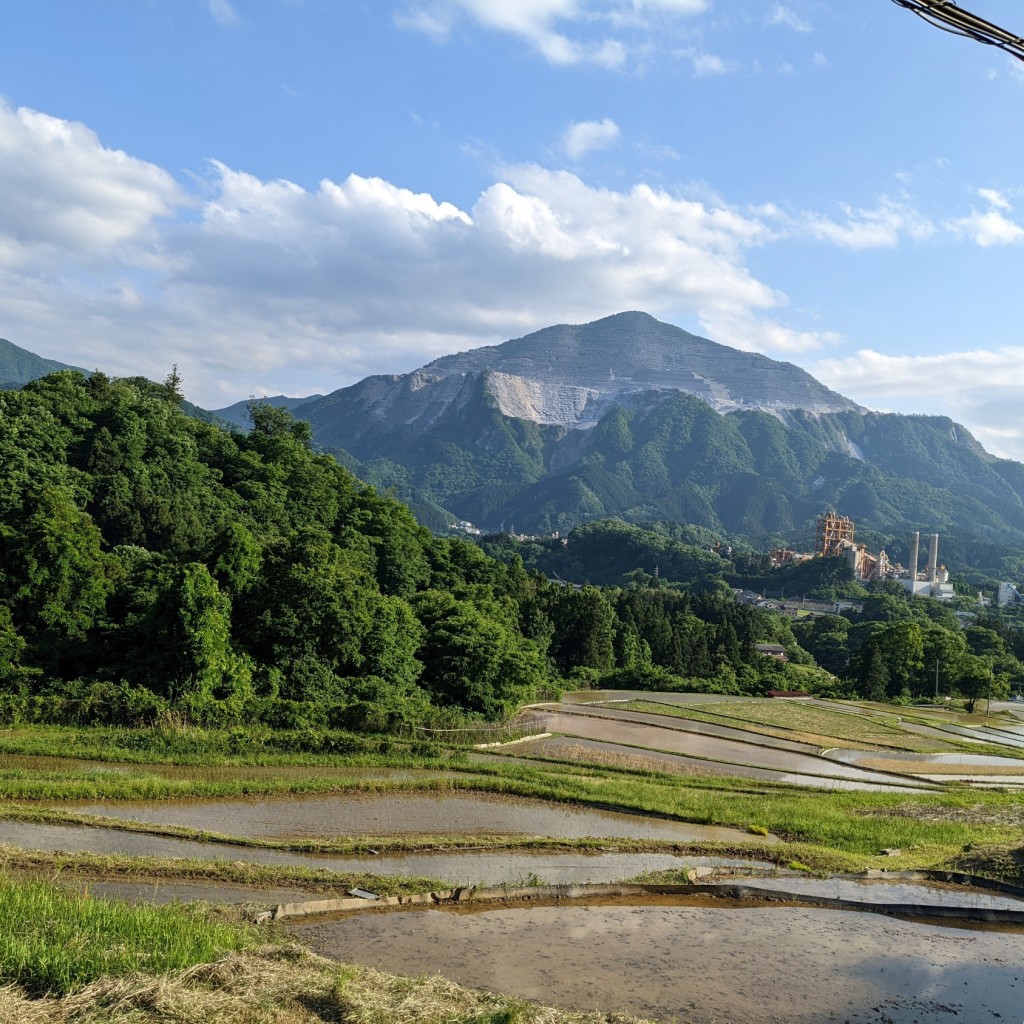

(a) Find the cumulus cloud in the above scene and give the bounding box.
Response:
[6,100,1024,461]
[562,118,621,159]
[394,0,707,65]
[813,348,1024,461]
[0,101,183,270]
[0,102,837,404]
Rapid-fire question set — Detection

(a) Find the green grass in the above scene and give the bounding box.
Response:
[0,874,252,995]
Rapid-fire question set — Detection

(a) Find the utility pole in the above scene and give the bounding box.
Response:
[935,658,940,701]
[891,0,1024,63]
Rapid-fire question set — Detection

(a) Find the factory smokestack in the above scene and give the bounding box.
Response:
[928,534,939,584]
[908,532,920,581]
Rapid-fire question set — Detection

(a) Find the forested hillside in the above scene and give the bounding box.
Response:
[0,372,826,729]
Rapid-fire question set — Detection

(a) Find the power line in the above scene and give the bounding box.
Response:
[891,0,1024,62]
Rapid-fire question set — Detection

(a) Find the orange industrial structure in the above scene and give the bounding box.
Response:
[815,511,855,559]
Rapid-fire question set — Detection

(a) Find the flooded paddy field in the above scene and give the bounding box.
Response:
[59,790,774,844]
[532,708,933,790]
[0,819,776,885]
[503,736,934,791]
[293,899,1024,1024]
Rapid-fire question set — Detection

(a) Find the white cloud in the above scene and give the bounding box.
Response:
[562,118,621,160]
[978,187,1011,211]
[7,101,1024,461]
[0,102,830,403]
[947,188,1024,246]
[798,198,935,249]
[0,101,183,270]
[678,48,737,76]
[813,348,1024,460]
[767,4,811,32]
[395,0,707,65]
[208,0,240,28]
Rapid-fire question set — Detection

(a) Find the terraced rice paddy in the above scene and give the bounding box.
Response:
[2,696,1024,1023]
[522,693,1024,791]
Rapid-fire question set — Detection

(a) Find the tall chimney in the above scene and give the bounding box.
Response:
[928,534,939,584]
[908,531,920,581]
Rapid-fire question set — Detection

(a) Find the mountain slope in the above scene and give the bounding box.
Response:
[0,338,84,388]
[299,313,1024,545]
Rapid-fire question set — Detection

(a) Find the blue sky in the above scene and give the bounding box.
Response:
[3,1,1024,458]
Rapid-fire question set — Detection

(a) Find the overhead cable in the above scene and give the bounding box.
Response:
[891,0,1024,62]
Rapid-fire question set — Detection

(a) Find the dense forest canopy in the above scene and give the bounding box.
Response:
[1,372,1021,729]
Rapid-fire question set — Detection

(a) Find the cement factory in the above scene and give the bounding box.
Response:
[812,511,957,600]
[768,512,1024,608]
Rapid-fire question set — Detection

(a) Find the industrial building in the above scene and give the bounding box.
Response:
[813,514,956,601]
[897,530,955,601]
[998,581,1024,608]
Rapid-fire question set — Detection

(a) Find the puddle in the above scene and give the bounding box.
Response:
[0,821,775,884]
[64,791,767,844]
[293,901,1023,1023]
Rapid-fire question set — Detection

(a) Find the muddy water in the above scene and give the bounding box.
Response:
[66,791,767,844]
[0,820,775,884]
[294,902,1022,1024]
[537,712,930,789]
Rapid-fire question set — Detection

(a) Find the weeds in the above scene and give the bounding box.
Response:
[0,875,252,996]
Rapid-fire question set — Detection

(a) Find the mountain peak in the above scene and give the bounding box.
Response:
[421,312,860,422]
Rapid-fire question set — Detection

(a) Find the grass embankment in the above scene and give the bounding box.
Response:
[0,875,251,997]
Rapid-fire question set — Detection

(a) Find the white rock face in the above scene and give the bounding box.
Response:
[485,372,603,426]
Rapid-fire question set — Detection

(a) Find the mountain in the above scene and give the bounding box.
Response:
[0,338,84,389]
[212,394,324,430]
[304,312,859,453]
[298,312,1024,547]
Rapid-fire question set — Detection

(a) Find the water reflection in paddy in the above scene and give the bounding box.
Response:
[67,791,770,844]
[294,901,1023,1024]
[0,820,774,884]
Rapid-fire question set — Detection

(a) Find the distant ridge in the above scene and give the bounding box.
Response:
[0,338,85,389]
[212,394,324,429]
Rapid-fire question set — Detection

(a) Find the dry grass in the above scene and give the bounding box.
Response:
[0,946,652,1024]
